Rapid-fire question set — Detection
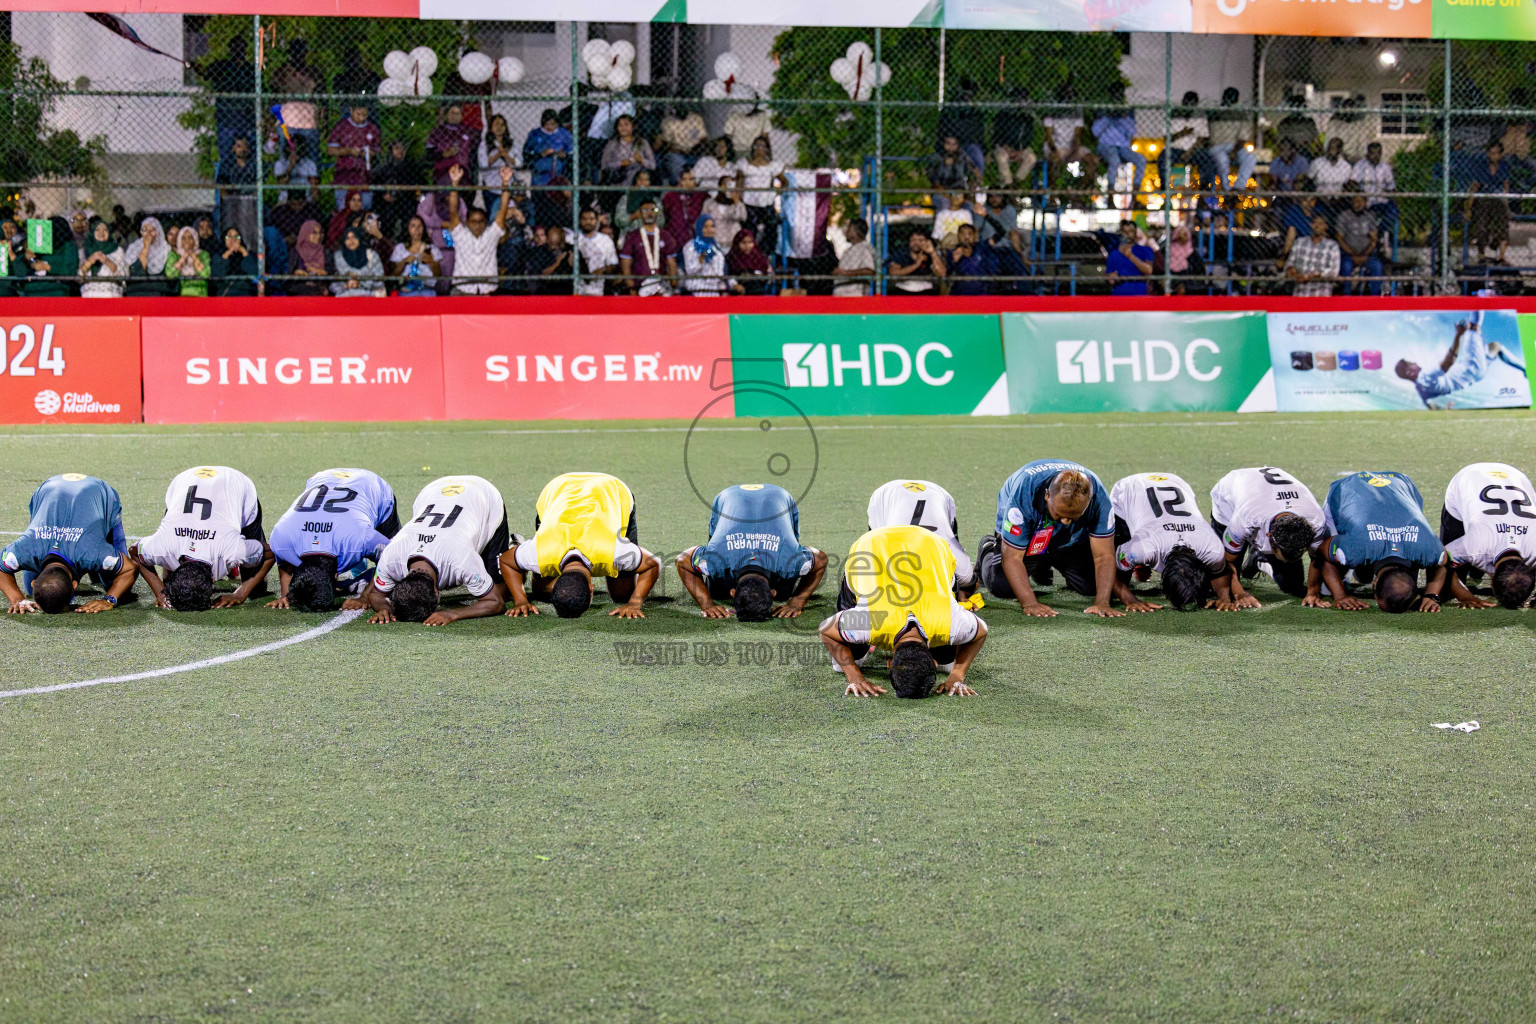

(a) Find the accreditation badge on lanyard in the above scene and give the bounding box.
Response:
[1025,525,1055,557]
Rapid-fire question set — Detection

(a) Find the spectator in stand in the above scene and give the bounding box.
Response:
[978,192,1030,284]
[110,206,134,246]
[724,104,772,161]
[702,174,746,253]
[1277,177,1324,261]
[1161,91,1215,190]
[831,218,876,297]
[445,164,515,295]
[993,89,1039,189]
[214,135,259,245]
[287,220,329,296]
[1042,82,1098,201]
[945,223,990,296]
[524,224,575,296]
[332,226,385,297]
[618,193,677,296]
[374,139,425,240]
[1157,224,1203,294]
[327,102,381,209]
[1101,218,1154,295]
[1275,93,1320,158]
[270,186,320,252]
[1285,212,1341,296]
[274,41,320,162]
[737,135,785,255]
[888,232,945,296]
[1268,137,1310,197]
[1352,141,1397,248]
[356,210,394,265]
[428,104,477,188]
[1208,87,1256,193]
[190,214,217,257]
[391,215,443,297]
[477,115,518,216]
[124,217,172,297]
[202,34,255,162]
[939,81,988,183]
[78,217,125,298]
[601,115,657,188]
[1309,137,1354,201]
[327,190,366,248]
[660,107,708,185]
[663,168,706,237]
[1466,139,1512,264]
[726,228,772,295]
[931,193,973,246]
[69,209,89,256]
[680,215,742,296]
[614,170,665,245]
[210,225,258,297]
[1092,93,1146,206]
[574,208,618,296]
[524,109,574,188]
[924,136,981,205]
[690,137,736,197]
[1335,185,1383,295]
[166,226,211,297]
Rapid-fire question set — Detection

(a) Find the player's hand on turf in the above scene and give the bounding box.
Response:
[1020,601,1057,618]
[341,597,366,611]
[1302,593,1330,608]
[844,678,887,697]
[266,595,290,609]
[699,603,732,619]
[936,676,976,697]
[423,611,454,626]
[610,601,646,619]
[1456,594,1491,610]
[1124,599,1162,613]
[6,599,40,614]
[212,594,246,609]
[369,607,395,624]
[1335,595,1368,611]
[1233,593,1261,610]
[770,602,805,618]
[1418,596,1441,614]
[1084,602,1125,618]
[505,601,540,617]
[1207,598,1237,612]
[155,594,173,610]
[75,599,115,614]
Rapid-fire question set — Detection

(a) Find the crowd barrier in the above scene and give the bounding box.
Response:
[0,297,1532,425]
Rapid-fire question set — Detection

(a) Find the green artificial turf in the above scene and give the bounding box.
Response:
[2,412,1535,1023]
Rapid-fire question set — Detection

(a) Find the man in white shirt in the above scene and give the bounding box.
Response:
[132,466,274,611]
[1436,462,1536,609]
[1109,472,1235,612]
[831,218,876,296]
[1209,466,1326,604]
[866,479,976,595]
[1351,141,1398,244]
[1309,137,1354,197]
[445,163,514,295]
[574,208,618,297]
[361,475,512,625]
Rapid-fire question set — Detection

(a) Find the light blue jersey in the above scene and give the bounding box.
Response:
[270,469,397,577]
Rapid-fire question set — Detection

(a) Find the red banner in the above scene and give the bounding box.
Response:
[440,314,734,420]
[141,316,444,424]
[0,316,141,424]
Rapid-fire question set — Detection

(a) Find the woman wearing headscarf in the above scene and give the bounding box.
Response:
[613,170,666,247]
[725,227,772,295]
[22,216,81,297]
[414,192,455,294]
[78,217,126,298]
[124,216,173,296]
[166,225,211,296]
[210,225,259,296]
[332,226,384,297]
[327,190,365,248]
[287,219,329,296]
[679,215,741,296]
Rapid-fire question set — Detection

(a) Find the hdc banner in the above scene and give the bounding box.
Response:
[0,317,142,424]
[1266,309,1530,411]
[1001,311,1271,414]
[141,316,444,423]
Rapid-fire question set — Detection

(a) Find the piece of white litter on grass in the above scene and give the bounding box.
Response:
[1431,721,1480,733]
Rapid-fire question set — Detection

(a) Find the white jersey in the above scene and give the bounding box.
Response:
[1209,466,1325,557]
[374,476,506,598]
[1443,462,1536,572]
[866,479,974,586]
[1110,472,1226,576]
[137,466,264,579]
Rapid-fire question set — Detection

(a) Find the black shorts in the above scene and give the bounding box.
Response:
[378,501,402,539]
[707,569,800,603]
[479,506,511,579]
[978,532,1097,598]
[241,501,266,544]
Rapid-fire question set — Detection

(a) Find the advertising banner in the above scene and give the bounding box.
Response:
[141,316,444,424]
[948,0,1191,32]
[1192,0,1432,37]
[1002,311,1271,414]
[1433,0,1536,39]
[726,314,1007,417]
[0,317,141,425]
[441,314,733,421]
[1266,309,1530,411]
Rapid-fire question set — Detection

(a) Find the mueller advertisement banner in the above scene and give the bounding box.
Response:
[440,314,733,421]
[141,316,444,424]
[1002,311,1272,414]
[0,316,141,425]
[1267,309,1531,411]
[726,315,1007,417]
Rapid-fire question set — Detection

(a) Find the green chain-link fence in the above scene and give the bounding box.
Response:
[3,13,1535,296]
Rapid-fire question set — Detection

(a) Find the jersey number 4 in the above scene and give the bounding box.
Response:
[1146,486,1191,517]
[1480,484,1536,519]
[295,483,358,514]
[414,503,463,529]
[183,485,212,521]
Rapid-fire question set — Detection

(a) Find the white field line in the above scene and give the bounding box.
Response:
[0,608,364,699]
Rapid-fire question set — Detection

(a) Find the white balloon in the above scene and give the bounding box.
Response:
[377,76,409,107]
[714,52,743,82]
[830,57,855,85]
[409,47,438,79]
[609,40,636,66]
[404,76,433,105]
[582,38,611,66]
[383,50,413,82]
[458,51,495,85]
[606,64,633,92]
[878,62,892,86]
[496,56,525,85]
[586,54,611,82]
[856,81,874,101]
[846,40,874,67]
[702,79,728,101]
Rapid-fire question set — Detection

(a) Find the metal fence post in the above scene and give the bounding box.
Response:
[874,27,885,296]
[1441,38,1452,293]
[1162,31,1172,295]
[253,14,265,294]
[571,23,581,296]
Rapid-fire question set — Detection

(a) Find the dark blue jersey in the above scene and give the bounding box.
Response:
[995,459,1113,551]
[693,484,814,586]
[1324,471,1445,571]
[1,474,126,578]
